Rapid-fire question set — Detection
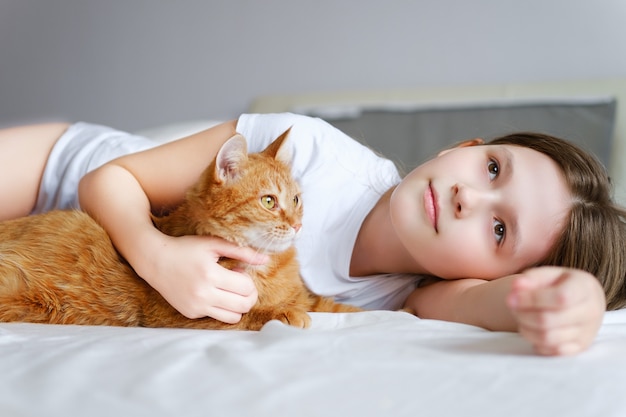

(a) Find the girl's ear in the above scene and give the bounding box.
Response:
[438,138,484,157]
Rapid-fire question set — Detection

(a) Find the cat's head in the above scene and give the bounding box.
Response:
[189,128,303,254]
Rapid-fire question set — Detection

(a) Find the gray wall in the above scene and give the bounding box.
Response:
[1,0,626,131]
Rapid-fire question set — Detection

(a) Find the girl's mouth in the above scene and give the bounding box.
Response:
[424,182,438,232]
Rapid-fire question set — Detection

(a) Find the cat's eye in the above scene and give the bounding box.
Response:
[293,195,300,207]
[261,195,276,210]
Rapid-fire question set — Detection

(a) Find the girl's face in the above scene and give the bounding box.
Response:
[390,141,572,280]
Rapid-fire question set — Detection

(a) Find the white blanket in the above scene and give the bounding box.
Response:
[1,309,626,417]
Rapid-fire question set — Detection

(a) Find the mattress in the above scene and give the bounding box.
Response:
[1,309,626,417]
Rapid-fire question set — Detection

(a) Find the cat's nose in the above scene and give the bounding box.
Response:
[293,223,302,233]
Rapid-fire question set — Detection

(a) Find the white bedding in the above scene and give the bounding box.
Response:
[1,310,626,417]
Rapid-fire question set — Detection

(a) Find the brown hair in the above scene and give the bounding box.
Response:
[487,132,626,310]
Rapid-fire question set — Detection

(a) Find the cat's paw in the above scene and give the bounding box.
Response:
[277,309,311,328]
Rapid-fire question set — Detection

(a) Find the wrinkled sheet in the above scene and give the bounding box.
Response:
[1,310,626,417]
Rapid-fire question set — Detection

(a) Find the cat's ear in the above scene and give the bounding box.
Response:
[215,134,248,183]
[264,127,293,166]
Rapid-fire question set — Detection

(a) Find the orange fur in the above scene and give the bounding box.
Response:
[0,129,362,330]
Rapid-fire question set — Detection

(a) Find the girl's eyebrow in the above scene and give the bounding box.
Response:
[499,147,520,255]
[508,212,521,256]
[499,146,514,183]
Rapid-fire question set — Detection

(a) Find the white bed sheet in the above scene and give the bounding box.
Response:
[1,309,626,417]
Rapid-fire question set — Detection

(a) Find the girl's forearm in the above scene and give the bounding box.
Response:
[79,163,166,282]
[405,276,519,331]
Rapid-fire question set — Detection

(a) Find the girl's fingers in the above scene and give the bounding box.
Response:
[211,284,258,314]
[204,307,244,325]
[214,267,258,297]
[199,272,259,322]
[212,239,269,266]
[509,267,591,310]
[534,341,584,356]
[513,267,568,290]
[514,308,582,331]
[518,321,588,354]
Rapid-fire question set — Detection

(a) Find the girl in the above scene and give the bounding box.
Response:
[1,113,622,355]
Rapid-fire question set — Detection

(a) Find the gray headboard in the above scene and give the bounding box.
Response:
[301,98,616,172]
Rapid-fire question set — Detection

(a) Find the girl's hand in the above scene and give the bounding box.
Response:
[506,266,606,356]
[144,234,268,323]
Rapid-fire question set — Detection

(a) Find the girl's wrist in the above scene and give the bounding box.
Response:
[120,225,170,286]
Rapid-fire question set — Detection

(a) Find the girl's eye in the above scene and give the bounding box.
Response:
[261,195,276,210]
[488,159,499,181]
[493,219,506,245]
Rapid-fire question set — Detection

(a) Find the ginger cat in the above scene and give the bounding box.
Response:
[0,129,362,330]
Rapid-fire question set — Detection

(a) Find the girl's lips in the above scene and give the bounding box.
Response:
[424,182,438,232]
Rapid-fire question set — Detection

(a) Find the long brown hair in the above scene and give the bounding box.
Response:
[488,133,626,310]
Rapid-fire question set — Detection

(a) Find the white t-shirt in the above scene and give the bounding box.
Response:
[237,113,419,310]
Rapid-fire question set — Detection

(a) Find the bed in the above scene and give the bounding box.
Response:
[2,78,626,417]
[2,310,626,417]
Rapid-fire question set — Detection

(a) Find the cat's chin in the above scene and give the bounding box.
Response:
[248,239,295,255]
[245,235,296,254]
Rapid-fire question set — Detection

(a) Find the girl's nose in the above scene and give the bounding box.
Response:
[452,183,489,218]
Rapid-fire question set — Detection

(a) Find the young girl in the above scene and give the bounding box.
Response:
[1,113,622,356]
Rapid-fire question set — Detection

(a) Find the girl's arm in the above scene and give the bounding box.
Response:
[405,266,606,356]
[79,120,267,323]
